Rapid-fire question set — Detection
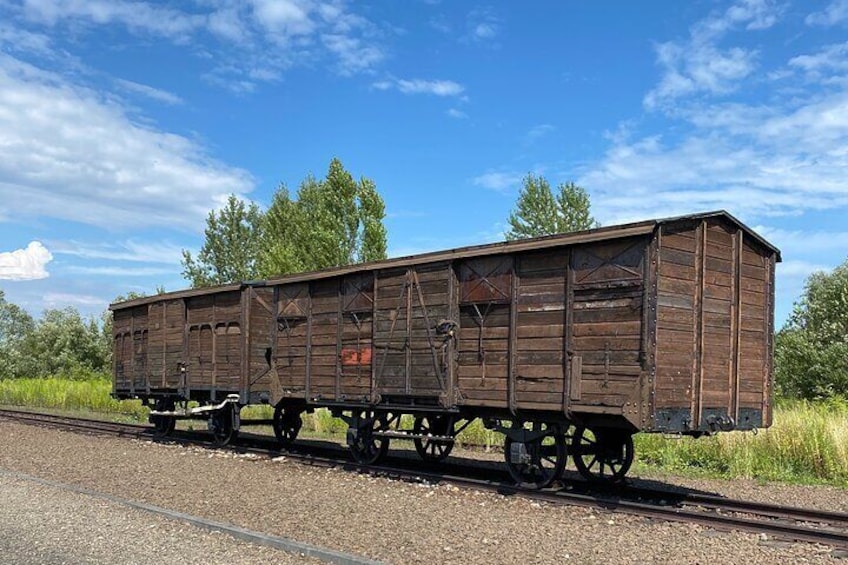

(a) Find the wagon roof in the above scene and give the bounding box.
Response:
[111,209,780,310]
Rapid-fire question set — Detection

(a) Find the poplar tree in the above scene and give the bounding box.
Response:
[181,194,263,287]
[258,158,388,276]
[505,174,598,240]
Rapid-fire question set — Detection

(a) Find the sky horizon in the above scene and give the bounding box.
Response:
[2,0,848,328]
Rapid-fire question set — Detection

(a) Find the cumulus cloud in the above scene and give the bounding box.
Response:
[0,241,52,280]
[0,54,253,230]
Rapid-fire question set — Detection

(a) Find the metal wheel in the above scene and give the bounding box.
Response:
[273,402,303,448]
[413,415,454,462]
[209,403,238,447]
[504,421,566,489]
[571,426,634,483]
[349,412,390,465]
[151,397,176,437]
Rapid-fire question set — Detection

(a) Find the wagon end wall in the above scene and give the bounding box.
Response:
[652,216,775,433]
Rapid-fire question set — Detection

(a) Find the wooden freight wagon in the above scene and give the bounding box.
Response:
[111,210,779,487]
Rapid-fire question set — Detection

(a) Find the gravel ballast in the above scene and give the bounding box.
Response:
[0,473,323,565]
[0,420,844,564]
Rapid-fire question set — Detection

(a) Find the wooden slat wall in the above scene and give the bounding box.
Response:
[163,300,186,389]
[374,263,451,396]
[147,302,165,388]
[273,283,310,395]
[569,238,647,409]
[112,310,132,391]
[308,279,339,399]
[456,255,512,408]
[339,273,374,402]
[698,222,736,420]
[131,306,148,391]
[513,250,567,410]
[215,291,243,392]
[183,291,243,394]
[738,238,771,424]
[655,224,697,413]
[654,218,774,430]
[246,287,273,396]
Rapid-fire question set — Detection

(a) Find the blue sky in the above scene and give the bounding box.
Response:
[1,0,847,327]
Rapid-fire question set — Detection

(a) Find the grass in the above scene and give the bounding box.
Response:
[0,377,147,419]
[635,398,848,486]
[2,376,846,487]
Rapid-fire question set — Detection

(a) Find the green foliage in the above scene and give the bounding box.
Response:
[181,194,263,287]
[505,174,598,240]
[775,259,848,399]
[0,291,109,380]
[259,158,388,276]
[24,308,110,379]
[0,290,36,379]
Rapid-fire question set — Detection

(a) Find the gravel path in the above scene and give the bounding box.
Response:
[0,420,844,564]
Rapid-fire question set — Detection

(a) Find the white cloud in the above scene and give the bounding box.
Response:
[0,23,53,55]
[776,260,830,278]
[115,78,183,105]
[21,0,204,39]
[524,124,555,144]
[373,78,465,97]
[13,0,386,87]
[250,0,315,37]
[788,42,848,78]
[0,54,253,230]
[51,240,184,264]
[580,1,848,226]
[43,292,106,308]
[644,0,781,109]
[466,8,500,43]
[64,265,176,277]
[806,0,848,26]
[322,33,384,76]
[446,108,468,119]
[472,171,523,193]
[0,241,52,280]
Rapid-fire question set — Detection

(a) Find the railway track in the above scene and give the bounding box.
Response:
[2,408,847,551]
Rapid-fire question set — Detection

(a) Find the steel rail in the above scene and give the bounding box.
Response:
[2,408,847,549]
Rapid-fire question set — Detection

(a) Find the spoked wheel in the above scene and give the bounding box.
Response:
[209,403,239,447]
[413,415,455,462]
[349,412,390,465]
[504,421,567,489]
[150,397,176,437]
[273,402,303,448]
[571,426,634,483]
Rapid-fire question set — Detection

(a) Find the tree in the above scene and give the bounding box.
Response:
[181,194,263,288]
[775,260,848,399]
[258,158,388,276]
[0,289,35,378]
[505,174,598,240]
[21,308,109,378]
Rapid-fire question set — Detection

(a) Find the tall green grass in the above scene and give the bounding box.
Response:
[635,398,848,485]
[2,377,846,486]
[0,377,146,419]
